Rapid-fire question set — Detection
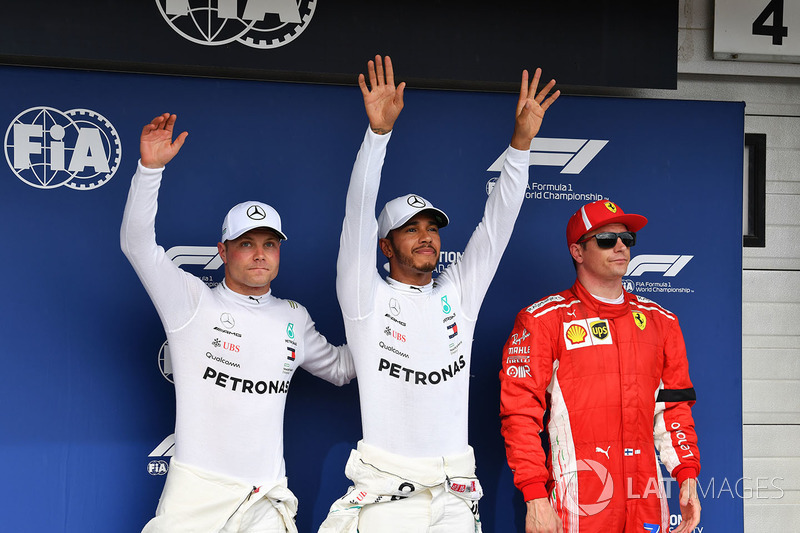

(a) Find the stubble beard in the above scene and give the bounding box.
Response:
[396,249,437,273]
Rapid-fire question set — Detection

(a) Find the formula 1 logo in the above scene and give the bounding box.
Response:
[626,255,693,277]
[166,246,224,270]
[148,433,176,475]
[156,0,316,49]
[487,138,608,175]
[5,107,122,190]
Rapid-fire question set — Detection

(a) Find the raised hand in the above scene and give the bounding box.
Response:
[359,55,405,135]
[140,113,189,169]
[510,68,560,151]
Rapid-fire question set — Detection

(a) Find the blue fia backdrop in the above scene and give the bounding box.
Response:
[0,65,743,532]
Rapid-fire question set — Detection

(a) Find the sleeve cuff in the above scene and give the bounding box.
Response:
[505,144,530,163]
[673,466,699,486]
[137,159,164,174]
[521,482,549,502]
[365,126,393,141]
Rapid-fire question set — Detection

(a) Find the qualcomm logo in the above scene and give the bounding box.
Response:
[5,107,122,190]
[625,255,693,277]
[487,137,608,175]
[156,0,316,49]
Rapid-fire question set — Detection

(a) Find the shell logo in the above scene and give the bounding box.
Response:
[566,324,588,345]
[604,201,618,213]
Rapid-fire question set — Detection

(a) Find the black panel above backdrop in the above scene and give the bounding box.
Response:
[0,0,677,90]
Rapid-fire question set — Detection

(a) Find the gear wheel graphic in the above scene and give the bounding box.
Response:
[63,108,122,190]
[156,0,316,49]
[237,0,316,49]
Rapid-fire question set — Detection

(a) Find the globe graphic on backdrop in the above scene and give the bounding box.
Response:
[4,107,81,189]
[156,0,256,45]
[156,0,316,49]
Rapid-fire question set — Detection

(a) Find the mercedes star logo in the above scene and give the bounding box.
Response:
[220,313,236,329]
[247,205,266,220]
[388,298,401,316]
[407,195,426,208]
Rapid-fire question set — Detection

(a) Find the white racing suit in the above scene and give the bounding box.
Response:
[319,441,482,533]
[324,128,529,531]
[122,161,355,532]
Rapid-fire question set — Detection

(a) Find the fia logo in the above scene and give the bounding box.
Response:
[5,107,122,190]
[156,0,316,49]
[147,460,169,476]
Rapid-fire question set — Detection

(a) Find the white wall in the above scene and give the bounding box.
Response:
[581,1,800,530]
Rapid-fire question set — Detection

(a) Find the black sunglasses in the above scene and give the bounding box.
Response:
[577,231,636,249]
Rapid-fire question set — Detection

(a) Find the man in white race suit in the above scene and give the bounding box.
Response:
[121,113,355,533]
[319,56,559,532]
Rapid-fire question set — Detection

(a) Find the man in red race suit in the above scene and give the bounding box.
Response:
[499,199,701,533]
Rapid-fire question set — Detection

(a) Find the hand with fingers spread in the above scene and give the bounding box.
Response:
[672,478,701,533]
[510,68,560,151]
[140,113,189,169]
[359,55,405,135]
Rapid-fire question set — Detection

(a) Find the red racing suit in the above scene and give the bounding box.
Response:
[499,280,700,532]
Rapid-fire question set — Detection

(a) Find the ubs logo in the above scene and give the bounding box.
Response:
[384,326,406,343]
[5,107,121,190]
[156,0,316,49]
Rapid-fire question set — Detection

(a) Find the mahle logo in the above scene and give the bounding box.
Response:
[157,0,316,49]
[5,107,122,190]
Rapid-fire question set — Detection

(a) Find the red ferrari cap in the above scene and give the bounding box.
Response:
[566,199,648,245]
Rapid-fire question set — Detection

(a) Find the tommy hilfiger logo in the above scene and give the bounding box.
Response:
[447,322,458,339]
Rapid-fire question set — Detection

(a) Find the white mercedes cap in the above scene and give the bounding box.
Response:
[221,201,287,242]
[377,194,449,239]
